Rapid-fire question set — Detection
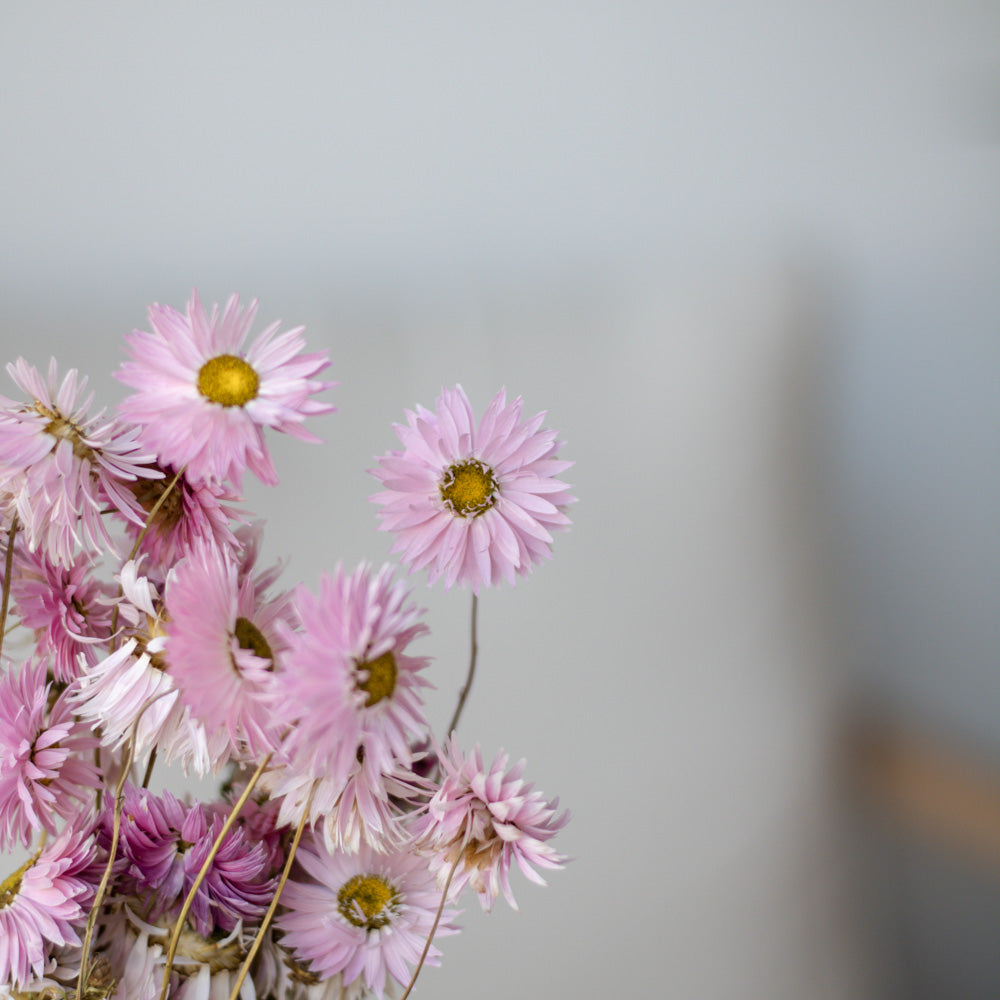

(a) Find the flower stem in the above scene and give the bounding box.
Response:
[159,752,272,1000]
[445,593,479,738]
[399,855,460,1000]
[226,787,315,1000]
[0,515,19,663]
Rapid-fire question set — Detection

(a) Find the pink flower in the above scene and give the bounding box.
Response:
[273,564,430,832]
[277,836,458,999]
[0,358,154,566]
[11,547,114,682]
[413,737,569,910]
[370,385,575,591]
[0,823,97,988]
[165,544,294,761]
[0,658,100,850]
[123,462,245,573]
[116,290,335,488]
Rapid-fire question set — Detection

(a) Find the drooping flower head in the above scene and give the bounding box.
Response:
[0,658,100,850]
[370,385,575,591]
[277,836,458,1000]
[0,823,97,989]
[116,290,335,488]
[0,358,154,566]
[165,544,294,761]
[413,737,570,911]
[272,563,430,827]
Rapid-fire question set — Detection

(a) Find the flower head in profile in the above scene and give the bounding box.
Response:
[165,544,293,761]
[0,823,97,989]
[0,358,154,566]
[413,737,570,910]
[370,385,575,591]
[277,836,458,1000]
[116,290,335,488]
[0,658,100,850]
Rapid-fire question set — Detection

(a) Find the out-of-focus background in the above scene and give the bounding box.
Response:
[2,3,998,998]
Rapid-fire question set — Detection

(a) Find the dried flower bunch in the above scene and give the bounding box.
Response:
[0,292,574,1000]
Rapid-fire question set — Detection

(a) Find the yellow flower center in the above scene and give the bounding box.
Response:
[439,459,498,517]
[0,850,40,910]
[234,616,273,662]
[337,873,399,929]
[197,355,260,407]
[33,400,94,461]
[355,650,397,707]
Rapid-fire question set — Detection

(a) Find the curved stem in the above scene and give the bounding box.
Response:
[398,855,460,1000]
[445,593,479,738]
[159,753,272,1000]
[226,787,315,1000]
[0,515,19,663]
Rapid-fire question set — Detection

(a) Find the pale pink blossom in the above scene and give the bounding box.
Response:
[371,385,575,591]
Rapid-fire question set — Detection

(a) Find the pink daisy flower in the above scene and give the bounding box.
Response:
[124,462,244,573]
[413,737,570,911]
[116,290,335,488]
[0,823,97,989]
[277,837,458,1000]
[165,544,294,761]
[103,786,274,936]
[0,658,100,851]
[0,358,154,566]
[11,546,114,682]
[273,564,430,828]
[370,385,575,591]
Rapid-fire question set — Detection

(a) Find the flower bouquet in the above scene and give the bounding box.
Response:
[0,292,575,1000]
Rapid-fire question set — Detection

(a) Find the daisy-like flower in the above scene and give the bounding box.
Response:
[124,462,244,572]
[116,290,335,488]
[413,737,569,911]
[0,658,100,850]
[165,544,293,761]
[105,786,274,936]
[0,358,154,566]
[11,546,114,682]
[370,385,575,591]
[277,836,459,1000]
[269,563,430,840]
[0,823,97,989]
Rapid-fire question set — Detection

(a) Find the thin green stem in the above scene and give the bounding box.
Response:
[159,753,272,1000]
[0,515,20,663]
[398,855,460,1000]
[445,593,479,738]
[226,787,315,1000]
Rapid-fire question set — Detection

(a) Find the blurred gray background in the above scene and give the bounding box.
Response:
[2,3,998,998]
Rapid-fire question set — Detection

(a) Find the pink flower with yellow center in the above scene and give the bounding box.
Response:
[116,290,335,488]
[370,385,575,591]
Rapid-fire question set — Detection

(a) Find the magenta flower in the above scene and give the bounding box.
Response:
[0,823,97,989]
[11,546,114,682]
[116,290,334,488]
[413,737,570,910]
[370,385,575,591]
[273,563,430,831]
[277,836,459,999]
[165,544,294,761]
[105,786,274,935]
[0,658,100,850]
[0,358,154,566]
